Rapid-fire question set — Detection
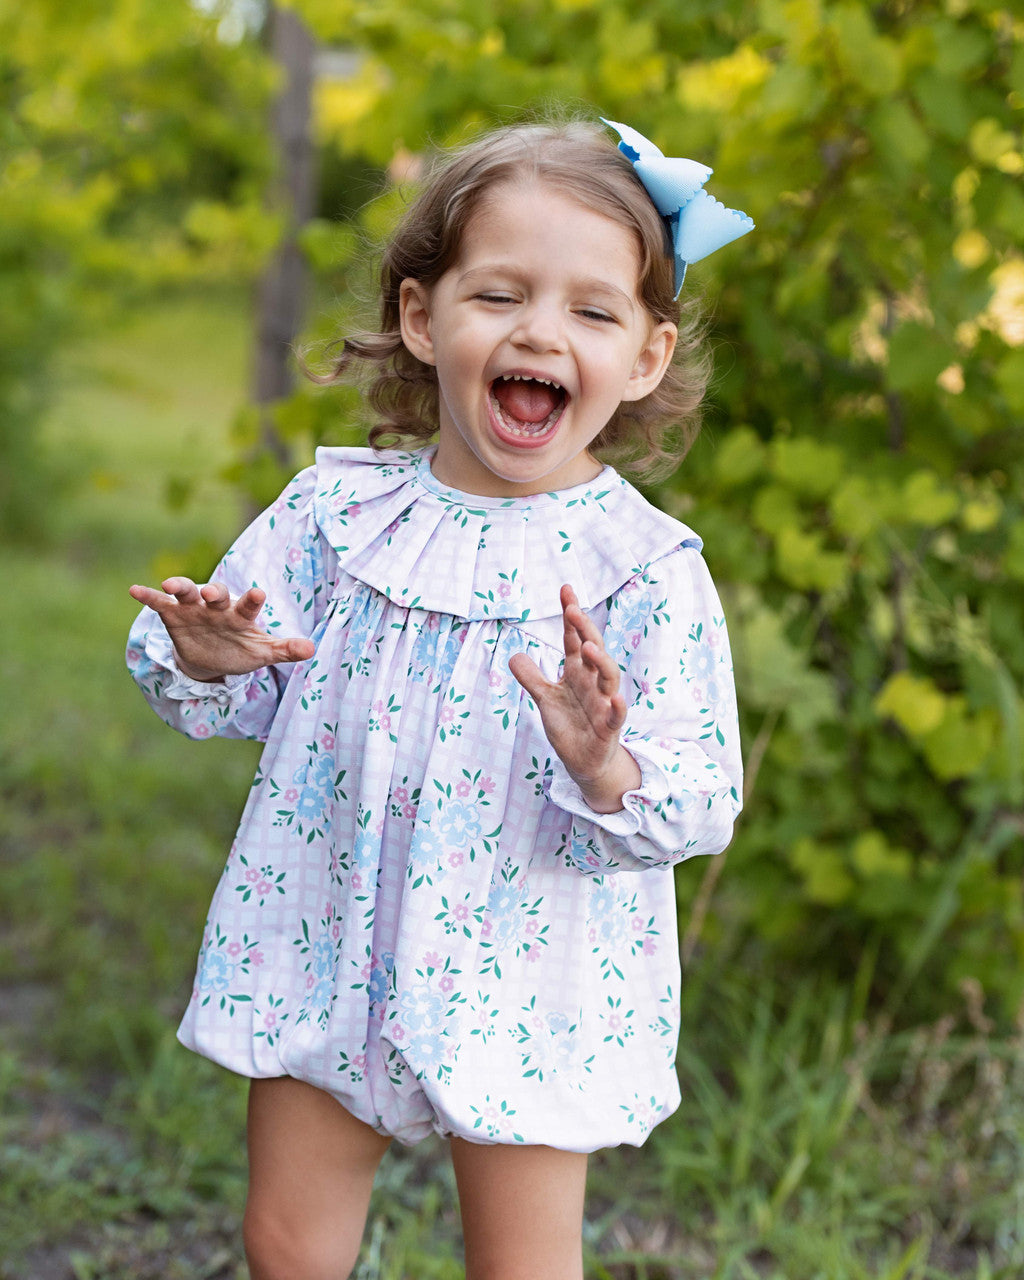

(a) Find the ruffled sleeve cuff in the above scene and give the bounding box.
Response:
[161,661,253,710]
[546,736,739,876]
[546,743,654,835]
[127,607,260,738]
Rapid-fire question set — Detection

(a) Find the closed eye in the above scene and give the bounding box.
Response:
[476,292,517,305]
[577,307,618,324]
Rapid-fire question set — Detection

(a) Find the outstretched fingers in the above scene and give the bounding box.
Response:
[161,576,203,604]
[129,575,314,678]
[579,640,627,731]
[129,578,198,612]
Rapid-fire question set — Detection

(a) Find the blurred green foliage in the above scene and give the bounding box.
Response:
[3,0,1022,1021]
[287,0,1024,1019]
[6,292,1022,1279]
[0,0,274,537]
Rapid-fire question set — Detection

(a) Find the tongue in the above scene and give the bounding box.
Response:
[493,379,560,424]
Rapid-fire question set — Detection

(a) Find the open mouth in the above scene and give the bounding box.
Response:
[489,374,568,439]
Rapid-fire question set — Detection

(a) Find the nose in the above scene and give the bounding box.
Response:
[510,299,568,354]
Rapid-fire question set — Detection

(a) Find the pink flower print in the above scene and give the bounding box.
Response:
[455,779,471,797]
[427,614,440,632]
[403,803,416,819]
[447,850,464,869]
[458,626,469,643]
[392,1023,406,1041]
[251,950,264,966]
[642,939,657,956]
[375,819,385,836]
[607,1013,623,1032]
[256,880,272,897]
[440,706,455,725]
[284,788,299,804]
[287,546,303,567]
[353,1053,367,1070]
[488,671,503,688]
[422,951,441,969]
[264,1011,277,1029]
[631,633,642,650]
[632,917,644,932]
[272,497,287,514]
[245,867,260,883]
[306,974,315,990]
[482,919,493,939]
[480,776,495,795]
[126,648,140,664]
[227,942,242,957]
[332,922,341,940]
[453,903,469,921]
[440,974,454,993]
[497,581,512,599]
[639,679,651,696]
[379,714,391,733]
[386,519,400,535]
[351,872,363,892]
[321,732,335,750]
[347,502,362,518]
[372,698,384,714]
[525,919,539,935]
[193,723,212,738]
[394,787,409,804]
[588,927,597,944]
[526,949,540,963]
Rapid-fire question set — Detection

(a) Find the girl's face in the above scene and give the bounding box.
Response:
[399,180,677,498]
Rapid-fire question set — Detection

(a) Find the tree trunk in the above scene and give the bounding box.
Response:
[252,4,317,467]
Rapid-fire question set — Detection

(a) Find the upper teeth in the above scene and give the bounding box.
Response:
[500,374,562,389]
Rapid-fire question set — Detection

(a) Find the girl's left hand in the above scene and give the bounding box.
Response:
[508,584,642,814]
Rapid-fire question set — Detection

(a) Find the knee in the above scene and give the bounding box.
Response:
[243,1203,360,1280]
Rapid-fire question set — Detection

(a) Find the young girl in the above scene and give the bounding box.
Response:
[127,117,751,1280]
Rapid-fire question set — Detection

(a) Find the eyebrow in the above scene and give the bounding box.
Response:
[457,266,637,312]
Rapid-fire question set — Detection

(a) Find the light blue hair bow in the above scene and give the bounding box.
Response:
[602,118,754,297]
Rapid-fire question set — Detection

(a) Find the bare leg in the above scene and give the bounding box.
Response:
[451,1138,588,1280]
[244,1077,391,1280]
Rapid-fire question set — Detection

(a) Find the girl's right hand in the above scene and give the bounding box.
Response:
[128,577,316,682]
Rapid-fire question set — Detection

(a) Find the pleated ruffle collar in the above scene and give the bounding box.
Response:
[313,447,701,622]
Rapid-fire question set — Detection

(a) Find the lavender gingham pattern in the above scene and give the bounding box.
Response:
[127,448,742,1151]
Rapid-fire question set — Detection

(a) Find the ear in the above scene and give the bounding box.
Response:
[621,321,678,402]
[398,279,436,366]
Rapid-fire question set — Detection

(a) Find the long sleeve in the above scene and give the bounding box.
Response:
[547,545,742,873]
[126,466,333,741]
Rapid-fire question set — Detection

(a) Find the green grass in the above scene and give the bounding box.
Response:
[2,291,1023,1278]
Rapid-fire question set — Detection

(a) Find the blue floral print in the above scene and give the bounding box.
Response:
[127,447,742,1152]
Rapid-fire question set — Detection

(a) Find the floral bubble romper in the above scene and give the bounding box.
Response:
[128,447,742,1152]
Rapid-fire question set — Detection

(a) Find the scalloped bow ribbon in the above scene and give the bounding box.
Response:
[602,118,754,297]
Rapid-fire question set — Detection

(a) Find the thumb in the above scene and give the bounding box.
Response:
[283,637,317,663]
[508,651,549,702]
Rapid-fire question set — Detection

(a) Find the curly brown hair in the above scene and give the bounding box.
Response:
[314,118,711,478]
